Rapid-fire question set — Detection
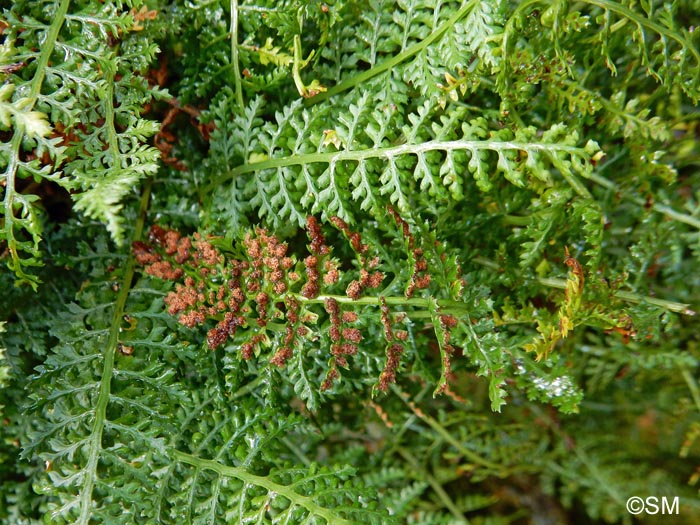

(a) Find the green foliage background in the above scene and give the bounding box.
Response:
[1,0,700,523]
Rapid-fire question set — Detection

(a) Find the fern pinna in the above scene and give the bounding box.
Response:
[2,1,700,524]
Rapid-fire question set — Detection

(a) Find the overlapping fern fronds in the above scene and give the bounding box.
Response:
[3,1,700,524]
[1,0,160,288]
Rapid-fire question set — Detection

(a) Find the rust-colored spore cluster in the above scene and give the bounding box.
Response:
[330,216,383,300]
[133,226,189,281]
[324,297,362,367]
[134,225,305,362]
[387,206,431,298]
[133,216,446,394]
[302,217,339,298]
[148,224,195,263]
[207,312,245,349]
[376,297,406,392]
[269,296,306,367]
[302,255,320,299]
[330,216,367,254]
[434,313,458,395]
[242,334,266,360]
[321,297,364,390]
[320,367,340,392]
[307,216,330,256]
[135,225,218,282]
[406,248,431,298]
[378,344,404,392]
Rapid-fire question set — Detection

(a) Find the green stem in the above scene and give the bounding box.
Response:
[2,0,72,288]
[172,450,353,525]
[537,276,695,315]
[29,0,71,102]
[473,257,695,315]
[501,214,532,226]
[396,447,470,524]
[79,179,153,525]
[231,375,266,399]
[590,172,700,230]
[298,268,695,317]
[304,1,475,106]
[582,0,700,75]
[681,368,700,415]
[392,386,501,471]
[104,66,121,183]
[216,138,587,186]
[230,0,244,111]
[559,169,592,199]
[292,34,308,97]
[295,293,466,310]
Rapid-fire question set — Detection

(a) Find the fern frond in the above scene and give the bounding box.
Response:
[589,0,700,101]
[212,97,599,227]
[516,188,589,270]
[311,0,477,103]
[172,451,393,524]
[21,187,182,524]
[1,0,70,288]
[146,388,393,524]
[58,11,161,242]
[452,290,510,412]
[1,0,161,286]
[4,1,700,523]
